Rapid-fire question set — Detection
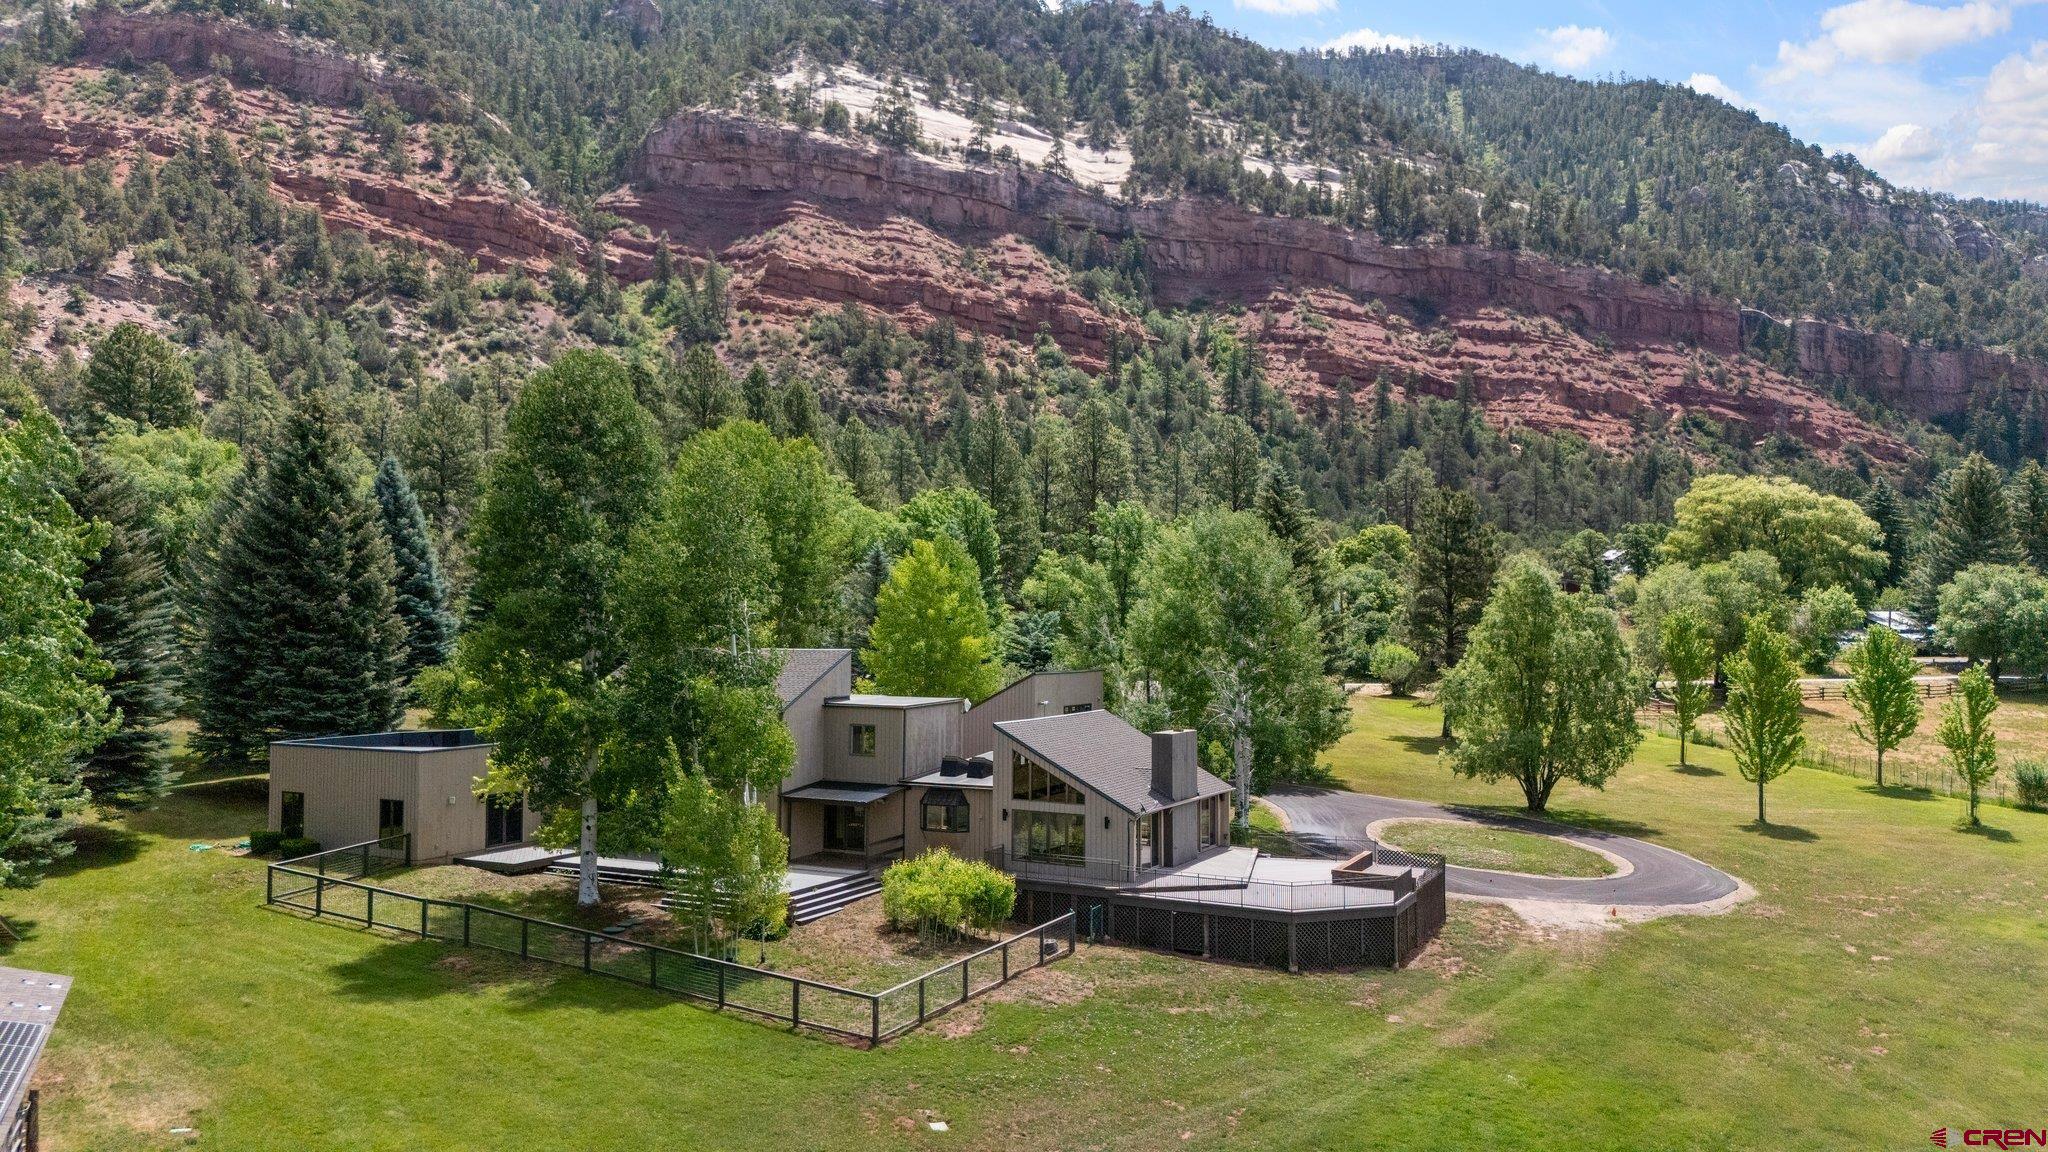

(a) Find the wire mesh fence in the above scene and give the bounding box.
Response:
[264,841,1075,1045]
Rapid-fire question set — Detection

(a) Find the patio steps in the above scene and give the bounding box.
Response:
[658,870,882,925]
[786,872,882,924]
[543,859,664,888]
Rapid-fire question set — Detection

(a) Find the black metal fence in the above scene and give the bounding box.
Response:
[263,838,1075,1045]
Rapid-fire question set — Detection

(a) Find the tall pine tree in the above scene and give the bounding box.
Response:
[191,393,405,766]
[374,457,457,681]
[1409,487,1501,736]
[68,448,178,807]
[1859,476,1909,590]
[1917,453,2020,612]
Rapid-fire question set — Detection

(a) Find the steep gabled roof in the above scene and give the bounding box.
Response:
[771,648,852,709]
[996,710,1231,816]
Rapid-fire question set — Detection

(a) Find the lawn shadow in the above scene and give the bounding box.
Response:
[45,820,145,878]
[1860,783,1939,802]
[315,922,687,1018]
[1744,820,1820,842]
[1956,822,2017,843]
[1389,733,1449,756]
[0,916,39,955]
[1672,763,1724,777]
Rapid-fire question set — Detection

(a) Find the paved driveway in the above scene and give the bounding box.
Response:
[1265,787,1741,909]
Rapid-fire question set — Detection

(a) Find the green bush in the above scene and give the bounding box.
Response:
[1370,640,1422,696]
[2015,760,2048,812]
[277,837,322,860]
[248,829,286,855]
[881,850,1016,940]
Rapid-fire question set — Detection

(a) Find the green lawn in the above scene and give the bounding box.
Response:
[1375,819,1616,878]
[3,698,2045,1150]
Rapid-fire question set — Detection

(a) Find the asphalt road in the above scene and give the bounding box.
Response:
[1266,787,1741,908]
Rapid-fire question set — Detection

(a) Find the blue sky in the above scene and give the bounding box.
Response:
[1171,0,2048,202]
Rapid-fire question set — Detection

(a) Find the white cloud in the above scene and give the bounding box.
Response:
[1685,72,1753,108]
[1869,122,1944,162]
[1324,27,1424,53]
[1233,0,1335,15]
[1835,42,2048,198]
[1533,25,1615,70]
[1771,0,2016,81]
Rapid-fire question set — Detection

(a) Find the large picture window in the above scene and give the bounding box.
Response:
[1010,753,1084,804]
[280,791,305,839]
[377,798,405,842]
[1012,810,1086,863]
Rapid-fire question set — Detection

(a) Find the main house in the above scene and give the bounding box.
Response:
[268,649,1444,969]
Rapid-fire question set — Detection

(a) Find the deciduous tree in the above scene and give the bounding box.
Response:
[1844,626,1923,788]
[863,537,1003,701]
[1661,609,1714,769]
[1441,560,1641,812]
[1723,617,1805,825]
[1937,667,2000,826]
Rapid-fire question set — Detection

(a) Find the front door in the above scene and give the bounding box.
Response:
[823,804,866,852]
[485,797,524,848]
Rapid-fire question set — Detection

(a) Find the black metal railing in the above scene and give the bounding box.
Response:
[5,1091,36,1152]
[984,844,1445,914]
[264,840,1075,1045]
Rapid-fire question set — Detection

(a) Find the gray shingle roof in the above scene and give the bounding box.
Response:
[771,649,851,708]
[996,710,1232,815]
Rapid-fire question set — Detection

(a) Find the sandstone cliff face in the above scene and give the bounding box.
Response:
[78,10,458,121]
[625,112,1740,353]
[1776,317,2048,420]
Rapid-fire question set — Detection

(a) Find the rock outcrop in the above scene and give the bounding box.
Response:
[77,9,459,120]
[621,112,1740,353]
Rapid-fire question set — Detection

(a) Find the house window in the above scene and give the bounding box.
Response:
[378,798,405,843]
[280,791,305,839]
[1012,810,1086,863]
[922,799,970,834]
[1010,753,1084,804]
[1061,703,1093,714]
[849,724,877,757]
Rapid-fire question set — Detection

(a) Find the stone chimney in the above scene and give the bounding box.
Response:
[1150,729,1197,802]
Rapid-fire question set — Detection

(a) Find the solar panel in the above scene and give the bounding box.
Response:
[0,1019,46,1119]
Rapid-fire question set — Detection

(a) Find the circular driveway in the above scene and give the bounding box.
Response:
[1265,787,1743,910]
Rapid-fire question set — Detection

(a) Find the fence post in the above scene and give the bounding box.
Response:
[961,959,969,1005]
[792,981,800,1028]
[1068,911,1077,954]
[314,877,323,918]
[367,887,375,926]
[917,977,926,1023]
[1001,940,1009,982]
[871,996,880,1046]
[583,933,593,973]
[520,919,529,960]
[717,964,726,1009]
[1037,925,1045,964]
[265,866,273,905]
[462,904,471,945]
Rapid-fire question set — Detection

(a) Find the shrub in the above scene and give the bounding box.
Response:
[1370,640,1422,696]
[248,828,286,855]
[881,849,1016,940]
[277,837,322,860]
[2015,760,2048,812]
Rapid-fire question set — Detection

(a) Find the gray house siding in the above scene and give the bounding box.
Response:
[960,670,1104,759]
[268,737,536,863]
[779,652,851,791]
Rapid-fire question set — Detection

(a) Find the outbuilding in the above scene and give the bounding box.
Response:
[267,730,537,863]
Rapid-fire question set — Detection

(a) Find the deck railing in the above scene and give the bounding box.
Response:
[264,839,1075,1045]
[984,844,1444,914]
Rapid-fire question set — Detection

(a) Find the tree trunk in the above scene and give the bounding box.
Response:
[577,793,601,907]
[1233,731,1252,828]
[1756,775,1767,825]
[1679,727,1689,768]
[1875,745,1884,789]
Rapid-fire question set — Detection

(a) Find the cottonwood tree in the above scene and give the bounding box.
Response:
[1844,626,1923,788]
[373,458,457,681]
[1407,487,1500,736]
[1937,667,2000,827]
[1935,563,2048,683]
[1723,618,1805,826]
[1125,509,1348,793]
[68,448,177,807]
[0,383,105,886]
[1660,609,1714,769]
[191,393,405,766]
[863,537,1003,701]
[460,351,665,906]
[1662,474,1885,598]
[1440,560,1641,812]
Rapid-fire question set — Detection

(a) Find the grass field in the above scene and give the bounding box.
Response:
[1375,819,1616,878]
[3,697,2044,1150]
